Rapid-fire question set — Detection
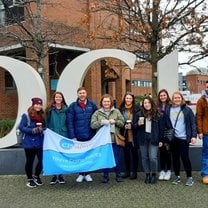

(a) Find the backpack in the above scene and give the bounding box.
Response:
[16,113,30,144]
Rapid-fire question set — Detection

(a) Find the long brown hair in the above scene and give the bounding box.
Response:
[119,92,135,109]
[141,96,160,120]
[27,106,44,123]
[157,89,171,107]
[45,91,67,113]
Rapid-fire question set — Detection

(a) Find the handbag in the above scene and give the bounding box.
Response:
[164,128,175,142]
[164,109,181,142]
[115,134,125,147]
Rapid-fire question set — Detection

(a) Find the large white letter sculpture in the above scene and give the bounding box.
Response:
[57,49,136,104]
[0,49,136,148]
[0,56,47,148]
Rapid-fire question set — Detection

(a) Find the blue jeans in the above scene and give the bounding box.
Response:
[140,142,158,173]
[201,135,208,177]
[103,143,121,177]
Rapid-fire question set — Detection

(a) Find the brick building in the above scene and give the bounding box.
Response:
[131,62,152,97]
[186,69,208,94]
[0,0,151,119]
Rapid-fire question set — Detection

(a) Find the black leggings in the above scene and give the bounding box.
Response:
[24,148,43,179]
[171,138,192,177]
[159,144,171,171]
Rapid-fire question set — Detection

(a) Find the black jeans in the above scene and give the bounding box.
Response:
[171,138,192,177]
[159,144,171,171]
[123,142,138,173]
[24,148,43,179]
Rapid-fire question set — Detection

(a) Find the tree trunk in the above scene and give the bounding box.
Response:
[151,62,157,99]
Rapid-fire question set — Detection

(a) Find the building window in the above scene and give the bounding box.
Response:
[0,0,24,26]
[5,71,16,90]
[131,79,152,88]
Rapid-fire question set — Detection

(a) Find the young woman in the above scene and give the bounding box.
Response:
[157,89,172,181]
[91,94,125,183]
[119,92,140,179]
[165,92,197,186]
[133,96,162,184]
[45,91,68,185]
[19,97,45,188]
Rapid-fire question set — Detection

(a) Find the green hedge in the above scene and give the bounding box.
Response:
[135,95,145,105]
[0,119,15,138]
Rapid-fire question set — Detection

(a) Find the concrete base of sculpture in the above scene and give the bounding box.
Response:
[0,146,202,175]
[0,147,26,175]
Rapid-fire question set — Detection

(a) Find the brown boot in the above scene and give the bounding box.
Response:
[202,176,208,184]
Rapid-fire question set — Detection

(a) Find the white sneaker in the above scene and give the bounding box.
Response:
[158,170,165,180]
[76,175,84,183]
[84,174,93,182]
[164,170,171,181]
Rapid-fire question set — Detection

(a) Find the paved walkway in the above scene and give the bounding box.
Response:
[0,172,207,208]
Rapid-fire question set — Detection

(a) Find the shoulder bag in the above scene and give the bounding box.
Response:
[164,110,181,142]
[115,133,125,147]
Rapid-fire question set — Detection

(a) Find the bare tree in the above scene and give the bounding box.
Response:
[87,0,208,97]
[0,0,84,96]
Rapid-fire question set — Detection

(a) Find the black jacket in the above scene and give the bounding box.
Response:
[133,111,163,146]
[119,104,140,147]
[164,104,197,143]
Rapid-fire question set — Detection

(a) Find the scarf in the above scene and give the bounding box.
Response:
[160,105,166,115]
[79,100,86,110]
[125,104,133,142]
[202,90,208,102]
[29,112,44,123]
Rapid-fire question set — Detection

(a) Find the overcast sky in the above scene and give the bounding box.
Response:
[178,52,208,75]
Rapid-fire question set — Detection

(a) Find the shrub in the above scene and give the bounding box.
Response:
[135,95,144,105]
[0,119,15,138]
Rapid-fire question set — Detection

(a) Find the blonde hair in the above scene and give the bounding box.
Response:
[172,91,186,106]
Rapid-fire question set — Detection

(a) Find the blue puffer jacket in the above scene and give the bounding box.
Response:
[67,99,97,141]
[19,113,44,149]
[45,105,68,137]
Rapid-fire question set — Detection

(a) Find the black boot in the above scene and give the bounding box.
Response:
[121,171,130,179]
[130,172,137,180]
[145,173,150,184]
[116,175,123,182]
[102,175,109,183]
[150,173,157,184]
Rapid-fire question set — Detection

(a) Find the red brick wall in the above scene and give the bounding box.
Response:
[131,63,152,97]
[0,0,151,119]
[186,74,208,94]
[0,67,18,119]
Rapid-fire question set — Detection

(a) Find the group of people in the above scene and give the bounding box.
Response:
[18,82,208,188]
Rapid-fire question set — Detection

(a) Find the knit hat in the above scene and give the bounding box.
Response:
[31,97,43,105]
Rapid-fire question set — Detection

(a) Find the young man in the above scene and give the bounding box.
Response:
[67,87,97,182]
[196,81,208,184]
